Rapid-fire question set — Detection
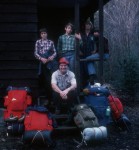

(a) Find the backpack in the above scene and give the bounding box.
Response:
[108,95,123,120]
[74,104,99,130]
[4,86,32,120]
[3,86,32,135]
[23,106,54,147]
[82,85,112,126]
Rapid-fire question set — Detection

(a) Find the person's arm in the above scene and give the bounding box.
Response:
[52,83,62,94]
[75,33,83,45]
[48,41,57,61]
[34,40,48,64]
[51,72,62,93]
[62,73,77,95]
[34,40,42,60]
[57,36,62,54]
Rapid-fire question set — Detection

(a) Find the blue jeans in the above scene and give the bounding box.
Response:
[86,53,109,75]
[60,51,75,72]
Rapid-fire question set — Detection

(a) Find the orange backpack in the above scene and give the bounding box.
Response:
[4,87,32,120]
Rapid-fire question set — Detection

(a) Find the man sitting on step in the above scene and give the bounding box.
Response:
[51,57,77,115]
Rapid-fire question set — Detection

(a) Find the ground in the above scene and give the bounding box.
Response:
[0,102,139,150]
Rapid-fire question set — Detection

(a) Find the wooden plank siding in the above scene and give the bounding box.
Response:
[0,0,39,100]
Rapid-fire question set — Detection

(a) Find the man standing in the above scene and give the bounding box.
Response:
[34,28,57,100]
[51,57,77,114]
[80,20,97,86]
[57,22,81,72]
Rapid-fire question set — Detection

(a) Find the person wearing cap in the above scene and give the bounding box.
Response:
[57,22,82,72]
[79,19,97,86]
[34,28,57,99]
[51,57,77,114]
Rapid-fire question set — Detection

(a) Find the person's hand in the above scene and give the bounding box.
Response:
[48,56,54,61]
[40,58,48,64]
[59,91,68,100]
[75,33,81,40]
[62,89,70,96]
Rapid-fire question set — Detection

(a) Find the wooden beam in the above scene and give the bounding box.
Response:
[74,0,80,103]
[98,0,104,84]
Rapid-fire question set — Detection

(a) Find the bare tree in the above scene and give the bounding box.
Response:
[94,0,139,100]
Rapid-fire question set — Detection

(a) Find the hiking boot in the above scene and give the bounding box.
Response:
[5,116,18,122]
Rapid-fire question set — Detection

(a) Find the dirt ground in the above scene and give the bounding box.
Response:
[0,102,139,150]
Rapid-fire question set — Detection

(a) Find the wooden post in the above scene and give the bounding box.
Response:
[98,0,104,84]
[74,0,80,103]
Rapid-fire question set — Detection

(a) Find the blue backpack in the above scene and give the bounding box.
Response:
[82,85,112,126]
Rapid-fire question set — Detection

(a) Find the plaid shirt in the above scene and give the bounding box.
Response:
[57,34,76,54]
[34,39,56,60]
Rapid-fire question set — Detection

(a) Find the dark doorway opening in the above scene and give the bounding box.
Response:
[37,5,74,46]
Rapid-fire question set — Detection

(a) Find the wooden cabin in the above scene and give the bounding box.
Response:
[0,0,109,104]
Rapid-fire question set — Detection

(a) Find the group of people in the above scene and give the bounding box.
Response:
[34,20,109,114]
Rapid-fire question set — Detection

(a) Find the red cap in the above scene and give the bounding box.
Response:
[59,57,69,65]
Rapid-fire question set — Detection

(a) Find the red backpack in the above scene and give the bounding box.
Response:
[108,95,123,120]
[24,110,53,131]
[4,87,32,120]
[23,107,54,146]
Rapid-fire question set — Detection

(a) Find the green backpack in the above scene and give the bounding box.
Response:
[74,104,99,130]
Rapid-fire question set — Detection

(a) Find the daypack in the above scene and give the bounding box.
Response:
[23,106,54,146]
[74,104,99,130]
[4,86,32,120]
[82,85,112,126]
[108,95,123,120]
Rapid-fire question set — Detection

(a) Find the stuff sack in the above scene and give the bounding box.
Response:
[74,126,107,148]
[108,95,123,120]
[116,113,132,132]
[4,86,32,120]
[82,126,107,142]
[74,104,99,130]
[23,106,54,146]
[82,86,112,126]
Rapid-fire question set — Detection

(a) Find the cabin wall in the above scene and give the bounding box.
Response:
[0,0,39,103]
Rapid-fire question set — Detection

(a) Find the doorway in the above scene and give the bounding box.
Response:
[37,5,74,46]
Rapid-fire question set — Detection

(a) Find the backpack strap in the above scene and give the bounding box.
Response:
[31,130,45,145]
[73,132,87,148]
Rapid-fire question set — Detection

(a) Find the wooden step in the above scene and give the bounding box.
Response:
[54,126,77,130]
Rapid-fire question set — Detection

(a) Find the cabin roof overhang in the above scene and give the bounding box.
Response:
[38,0,110,12]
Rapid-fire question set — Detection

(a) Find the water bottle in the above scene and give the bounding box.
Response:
[106,106,111,117]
